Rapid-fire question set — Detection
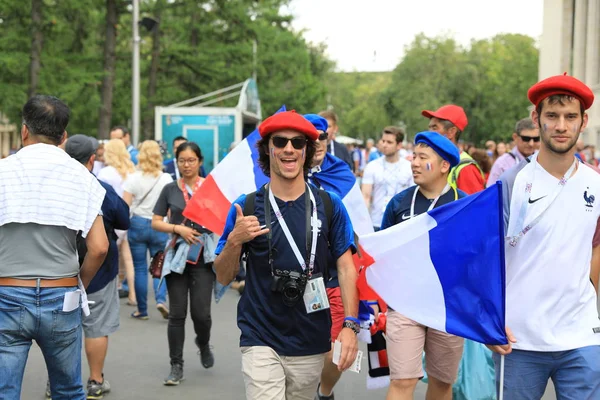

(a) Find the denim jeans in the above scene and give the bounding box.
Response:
[0,284,85,400]
[493,346,600,400]
[128,215,168,314]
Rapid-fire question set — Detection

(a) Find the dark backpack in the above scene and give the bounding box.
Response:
[76,219,117,267]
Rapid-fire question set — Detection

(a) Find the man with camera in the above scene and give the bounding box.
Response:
[214,111,359,400]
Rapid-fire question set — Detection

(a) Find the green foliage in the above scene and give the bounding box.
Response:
[0,0,332,138]
[381,33,539,144]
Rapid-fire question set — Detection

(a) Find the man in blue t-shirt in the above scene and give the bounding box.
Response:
[381,131,466,400]
[65,134,130,399]
[214,111,359,400]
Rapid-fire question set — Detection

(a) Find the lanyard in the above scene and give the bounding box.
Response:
[174,160,181,181]
[264,184,319,275]
[179,177,203,206]
[330,141,335,156]
[409,184,452,218]
[507,156,578,247]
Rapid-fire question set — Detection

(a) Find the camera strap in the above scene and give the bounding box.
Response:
[264,183,318,276]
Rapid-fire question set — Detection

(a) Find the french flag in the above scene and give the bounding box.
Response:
[183,106,373,238]
[361,183,508,345]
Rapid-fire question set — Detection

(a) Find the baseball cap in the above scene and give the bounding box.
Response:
[421,105,468,131]
[65,134,99,164]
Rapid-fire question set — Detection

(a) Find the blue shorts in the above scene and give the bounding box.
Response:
[493,346,600,400]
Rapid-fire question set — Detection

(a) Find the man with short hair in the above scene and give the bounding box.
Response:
[305,113,357,400]
[214,111,359,400]
[487,118,539,186]
[110,125,138,164]
[381,131,465,400]
[319,110,354,171]
[489,74,600,399]
[422,105,485,194]
[362,126,413,230]
[0,95,108,399]
[65,134,130,399]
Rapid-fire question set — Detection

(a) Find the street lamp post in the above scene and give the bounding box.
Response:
[132,0,140,146]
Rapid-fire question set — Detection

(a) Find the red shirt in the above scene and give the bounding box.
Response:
[456,164,485,195]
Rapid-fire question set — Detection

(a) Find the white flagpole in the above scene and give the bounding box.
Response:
[499,354,505,400]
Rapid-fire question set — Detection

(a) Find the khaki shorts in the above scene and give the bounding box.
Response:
[386,310,464,384]
[241,346,325,400]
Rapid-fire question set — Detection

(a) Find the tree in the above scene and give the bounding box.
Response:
[98,0,119,140]
[382,33,539,144]
[28,0,43,97]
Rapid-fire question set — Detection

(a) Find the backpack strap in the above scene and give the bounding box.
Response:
[243,191,257,217]
[507,152,517,161]
[317,189,333,230]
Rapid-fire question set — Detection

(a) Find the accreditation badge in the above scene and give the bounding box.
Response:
[303,273,330,314]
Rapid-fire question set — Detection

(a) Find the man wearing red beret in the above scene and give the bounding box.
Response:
[214,111,359,400]
[488,74,600,399]
[422,105,486,194]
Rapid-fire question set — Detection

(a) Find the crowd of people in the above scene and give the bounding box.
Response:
[0,71,599,400]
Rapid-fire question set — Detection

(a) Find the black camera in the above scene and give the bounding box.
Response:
[270,269,308,307]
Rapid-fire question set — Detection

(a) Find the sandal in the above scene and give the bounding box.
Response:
[156,303,169,319]
[130,311,149,320]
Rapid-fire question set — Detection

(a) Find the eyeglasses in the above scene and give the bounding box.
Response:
[177,158,199,165]
[519,135,540,143]
[272,136,307,150]
[318,132,328,141]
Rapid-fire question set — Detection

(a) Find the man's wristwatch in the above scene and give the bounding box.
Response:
[342,318,360,335]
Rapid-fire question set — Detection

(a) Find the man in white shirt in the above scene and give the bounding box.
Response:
[361,127,413,230]
[491,74,600,399]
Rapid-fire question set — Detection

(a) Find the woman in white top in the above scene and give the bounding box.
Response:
[123,141,173,320]
[98,139,137,305]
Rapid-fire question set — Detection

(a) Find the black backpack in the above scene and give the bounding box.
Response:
[76,218,118,267]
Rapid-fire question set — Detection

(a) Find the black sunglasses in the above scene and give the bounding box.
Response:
[519,134,540,143]
[272,136,307,150]
[318,132,328,141]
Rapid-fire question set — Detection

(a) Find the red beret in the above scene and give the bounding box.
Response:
[258,111,319,140]
[528,73,594,110]
[421,104,468,131]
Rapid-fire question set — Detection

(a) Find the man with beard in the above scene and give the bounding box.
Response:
[214,111,359,400]
[489,74,600,399]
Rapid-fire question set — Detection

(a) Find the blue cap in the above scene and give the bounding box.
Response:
[414,131,460,168]
[303,114,328,132]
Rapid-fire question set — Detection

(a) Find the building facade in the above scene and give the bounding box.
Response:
[540,0,600,146]
[0,112,18,158]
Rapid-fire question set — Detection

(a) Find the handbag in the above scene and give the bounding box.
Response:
[149,235,178,278]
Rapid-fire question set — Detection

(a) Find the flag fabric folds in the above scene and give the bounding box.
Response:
[362,183,507,345]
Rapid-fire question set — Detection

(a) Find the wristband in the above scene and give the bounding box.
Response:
[344,316,361,324]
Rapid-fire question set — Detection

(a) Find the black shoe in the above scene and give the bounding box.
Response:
[164,364,184,386]
[196,338,214,368]
[315,384,335,400]
[118,289,128,299]
[86,377,111,399]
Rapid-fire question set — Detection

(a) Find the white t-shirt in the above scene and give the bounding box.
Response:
[362,157,413,227]
[123,171,172,219]
[97,166,128,198]
[504,160,600,351]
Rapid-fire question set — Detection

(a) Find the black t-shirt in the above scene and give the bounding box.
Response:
[153,181,209,263]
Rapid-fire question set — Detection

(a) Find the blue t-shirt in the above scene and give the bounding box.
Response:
[87,180,130,294]
[215,184,355,356]
[381,185,466,230]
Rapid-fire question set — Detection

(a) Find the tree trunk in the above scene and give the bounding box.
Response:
[28,0,43,98]
[142,13,161,140]
[98,0,118,140]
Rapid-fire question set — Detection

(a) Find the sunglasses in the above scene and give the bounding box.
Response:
[272,136,307,150]
[318,132,328,141]
[519,135,540,143]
